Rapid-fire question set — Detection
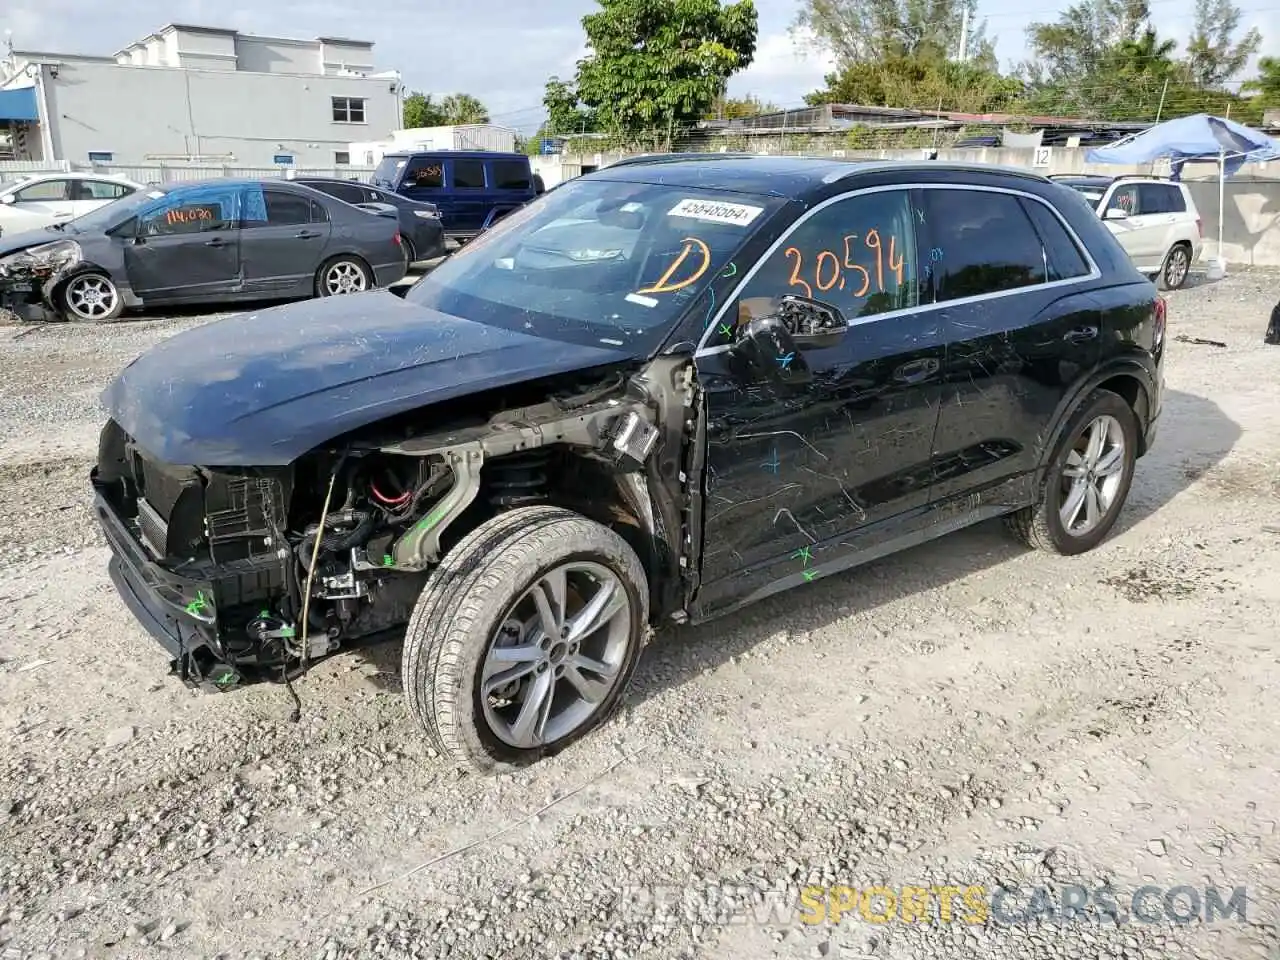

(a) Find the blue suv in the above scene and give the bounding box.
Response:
[371,151,543,243]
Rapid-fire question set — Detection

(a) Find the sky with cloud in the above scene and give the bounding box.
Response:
[2,0,1276,132]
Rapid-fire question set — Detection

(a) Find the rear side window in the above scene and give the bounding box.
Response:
[491,159,531,190]
[1020,198,1091,281]
[404,158,444,189]
[452,160,485,189]
[1138,183,1186,214]
[262,191,314,226]
[923,189,1048,301]
[314,181,364,204]
[79,180,132,200]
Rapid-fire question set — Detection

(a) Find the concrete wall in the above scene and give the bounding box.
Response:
[31,60,399,167]
[547,145,1280,267]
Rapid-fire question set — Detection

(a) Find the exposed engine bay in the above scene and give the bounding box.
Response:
[89,358,702,690]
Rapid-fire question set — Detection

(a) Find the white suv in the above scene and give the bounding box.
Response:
[1051,175,1203,290]
[0,172,147,238]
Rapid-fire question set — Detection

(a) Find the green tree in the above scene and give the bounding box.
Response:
[794,0,994,67]
[568,0,759,147]
[1243,57,1280,106]
[544,76,598,135]
[806,55,1022,112]
[704,93,778,118]
[440,93,491,124]
[1185,0,1261,88]
[401,91,447,128]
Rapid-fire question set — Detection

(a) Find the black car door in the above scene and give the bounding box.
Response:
[123,183,243,301]
[692,187,947,613]
[238,187,334,295]
[921,186,1104,511]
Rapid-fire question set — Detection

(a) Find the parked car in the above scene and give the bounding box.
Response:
[0,172,147,237]
[0,178,406,322]
[89,157,1165,773]
[370,150,543,242]
[292,176,448,265]
[1050,174,1202,290]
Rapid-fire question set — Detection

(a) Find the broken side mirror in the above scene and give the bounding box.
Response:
[776,294,849,350]
[727,312,813,386]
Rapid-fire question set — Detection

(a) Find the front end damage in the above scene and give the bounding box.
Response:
[90,358,704,690]
[0,239,84,322]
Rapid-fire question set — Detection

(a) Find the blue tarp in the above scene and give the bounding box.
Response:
[0,87,38,122]
[1085,113,1280,180]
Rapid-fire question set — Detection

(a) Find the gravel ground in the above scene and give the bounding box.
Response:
[1,272,1279,960]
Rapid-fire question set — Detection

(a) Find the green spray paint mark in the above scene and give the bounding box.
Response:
[803,568,818,583]
[214,670,237,687]
[382,554,395,567]
[792,546,813,567]
[185,591,210,616]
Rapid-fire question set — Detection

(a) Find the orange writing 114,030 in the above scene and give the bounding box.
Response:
[785,229,904,300]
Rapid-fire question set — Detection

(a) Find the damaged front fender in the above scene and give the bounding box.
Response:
[0,238,85,321]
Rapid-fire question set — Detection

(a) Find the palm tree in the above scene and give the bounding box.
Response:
[441,93,490,124]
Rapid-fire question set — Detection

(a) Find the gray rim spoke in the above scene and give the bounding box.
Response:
[480,561,633,750]
[1059,414,1126,537]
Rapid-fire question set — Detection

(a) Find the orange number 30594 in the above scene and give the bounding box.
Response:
[783,229,905,300]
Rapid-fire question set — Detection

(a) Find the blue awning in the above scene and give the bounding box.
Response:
[0,87,39,122]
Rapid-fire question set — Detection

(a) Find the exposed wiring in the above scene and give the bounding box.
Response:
[370,478,412,506]
[295,461,341,720]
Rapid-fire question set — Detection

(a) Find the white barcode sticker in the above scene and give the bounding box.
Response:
[668,198,764,227]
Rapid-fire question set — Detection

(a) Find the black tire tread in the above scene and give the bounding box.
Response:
[401,505,569,749]
[405,506,648,774]
[1004,388,1139,555]
[1156,241,1192,291]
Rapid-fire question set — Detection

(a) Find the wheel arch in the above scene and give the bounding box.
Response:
[1037,361,1156,478]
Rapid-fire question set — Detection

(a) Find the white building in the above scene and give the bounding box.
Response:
[0,23,402,168]
[349,124,520,166]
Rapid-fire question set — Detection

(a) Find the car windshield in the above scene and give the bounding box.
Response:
[65,185,169,234]
[405,177,784,351]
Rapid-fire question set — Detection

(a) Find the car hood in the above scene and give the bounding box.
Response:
[101,290,639,466]
[0,226,68,258]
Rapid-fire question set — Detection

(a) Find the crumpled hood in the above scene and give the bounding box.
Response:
[102,290,637,466]
[0,226,67,259]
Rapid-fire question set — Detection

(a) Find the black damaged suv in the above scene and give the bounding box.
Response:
[90,156,1165,773]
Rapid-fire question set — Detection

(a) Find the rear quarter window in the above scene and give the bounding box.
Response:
[1020,198,1092,281]
[491,159,532,190]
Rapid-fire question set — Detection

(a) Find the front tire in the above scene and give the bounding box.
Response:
[1005,389,1139,555]
[402,506,649,774]
[314,256,372,297]
[60,272,123,322]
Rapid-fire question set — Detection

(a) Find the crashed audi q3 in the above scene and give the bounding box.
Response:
[91,156,1166,773]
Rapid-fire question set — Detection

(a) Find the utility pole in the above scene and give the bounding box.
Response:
[958,9,969,62]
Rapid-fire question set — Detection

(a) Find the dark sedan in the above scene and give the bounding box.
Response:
[293,177,448,265]
[0,178,407,322]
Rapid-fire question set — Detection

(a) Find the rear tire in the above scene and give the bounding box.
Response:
[402,506,649,774]
[314,256,372,297]
[1005,389,1139,555]
[401,237,417,267]
[1157,242,1191,290]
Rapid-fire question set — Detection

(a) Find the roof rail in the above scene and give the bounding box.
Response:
[602,152,758,168]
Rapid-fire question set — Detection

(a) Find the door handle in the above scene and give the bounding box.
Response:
[893,357,940,383]
[1064,326,1099,344]
[53,212,72,219]
[295,230,321,239]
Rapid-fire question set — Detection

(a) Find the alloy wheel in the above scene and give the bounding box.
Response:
[1058,414,1127,537]
[480,562,632,749]
[65,275,118,320]
[324,261,368,295]
[1165,247,1189,288]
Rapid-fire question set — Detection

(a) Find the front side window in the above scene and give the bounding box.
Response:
[136,185,241,236]
[1107,184,1140,215]
[922,189,1052,301]
[404,158,444,189]
[332,97,366,123]
[717,189,921,345]
[406,179,784,350]
[452,160,485,189]
[15,179,69,202]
